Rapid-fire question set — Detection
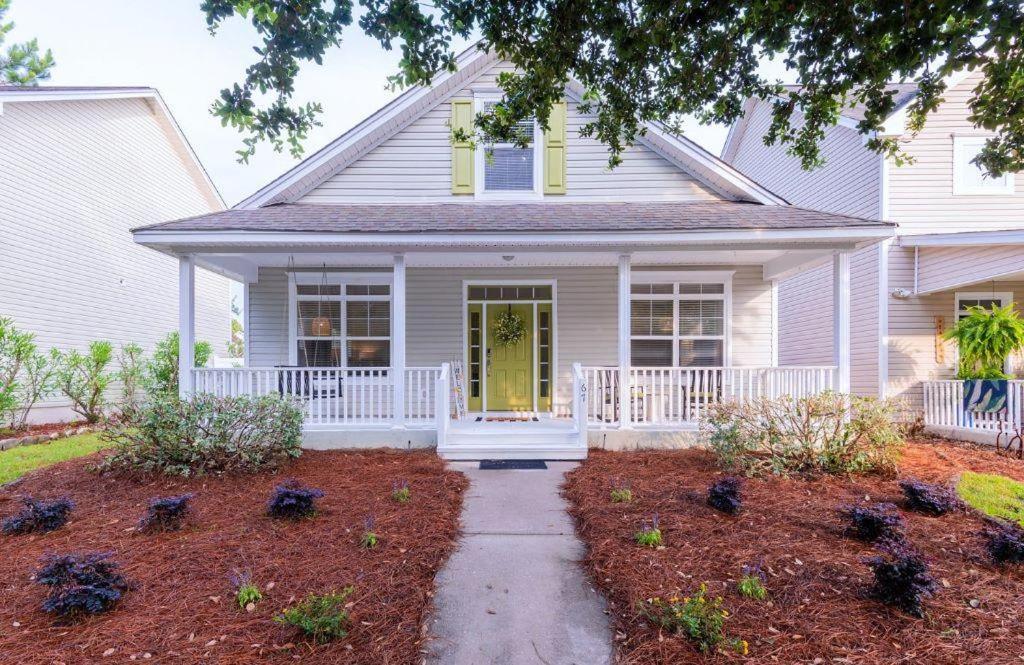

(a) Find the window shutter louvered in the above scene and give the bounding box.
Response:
[450,99,475,194]
[543,101,567,194]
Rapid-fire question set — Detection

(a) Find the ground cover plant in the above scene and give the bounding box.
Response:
[2,496,73,534]
[391,480,410,503]
[275,588,354,643]
[865,539,938,618]
[736,562,768,601]
[704,393,904,477]
[101,394,303,477]
[36,552,129,621]
[609,478,632,503]
[137,493,193,532]
[900,478,963,516]
[267,480,324,520]
[231,570,263,612]
[638,584,745,655]
[564,439,1024,662]
[982,521,1024,565]
[840,502,905,543]
[706,477,742,515]
[634,514,662,547]
[0,449,466,663]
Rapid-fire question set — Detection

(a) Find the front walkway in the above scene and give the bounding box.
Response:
[426,462,613,664]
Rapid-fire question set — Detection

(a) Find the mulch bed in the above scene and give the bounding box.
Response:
[564,439,1024,664]
[0,449,467,664]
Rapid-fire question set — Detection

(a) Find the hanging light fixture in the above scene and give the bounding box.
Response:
[310,263,332,337]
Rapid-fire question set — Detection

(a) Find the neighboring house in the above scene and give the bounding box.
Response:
[0,86,232,423]
[721,73,1024,441]
[133,47,892,459]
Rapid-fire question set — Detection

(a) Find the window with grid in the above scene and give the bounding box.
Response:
[953,136,1015,195]
[480,100,536,193]
[630,281,726,367]
[294,280,391,368]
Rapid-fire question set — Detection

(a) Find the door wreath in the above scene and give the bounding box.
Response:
[493,308,528,347]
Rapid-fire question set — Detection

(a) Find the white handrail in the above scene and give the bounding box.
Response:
[923,379,1023,432]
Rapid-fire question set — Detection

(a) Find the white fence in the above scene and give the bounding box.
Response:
[582,366,837,427]
[923,380,1024,432]
[192,366,442,426]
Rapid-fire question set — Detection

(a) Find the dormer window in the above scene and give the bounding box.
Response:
[953,136,1015,195]
[475,96,542,198]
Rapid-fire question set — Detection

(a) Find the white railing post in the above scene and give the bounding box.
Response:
[435,363,450,448]
[178,255,196,399]
[392,253,406,426]
[618,254,632,428]
[572,363,587,447]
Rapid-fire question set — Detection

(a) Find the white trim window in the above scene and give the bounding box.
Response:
[474,95,542,199]
[954,291,1012,322]
[289,273,392,368]
[953,136,1015,196]
[630,272,732,367]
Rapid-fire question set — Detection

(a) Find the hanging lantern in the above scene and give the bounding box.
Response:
[310,316,332,337]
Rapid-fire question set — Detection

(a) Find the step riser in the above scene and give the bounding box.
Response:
[439,448,588,461]
[445,434,579,447]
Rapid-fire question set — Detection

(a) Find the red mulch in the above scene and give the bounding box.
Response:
[564,439,1024,664]
[0,449,467,664]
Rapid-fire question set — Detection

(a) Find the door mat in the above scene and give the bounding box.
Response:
[479,460,548,470]
[475,416,540,422]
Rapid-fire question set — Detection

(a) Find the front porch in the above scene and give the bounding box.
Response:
[133,202,891,459]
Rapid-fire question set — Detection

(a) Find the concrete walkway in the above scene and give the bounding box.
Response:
[426,462,614,665]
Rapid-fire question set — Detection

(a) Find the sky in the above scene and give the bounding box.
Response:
[5,1,747,206]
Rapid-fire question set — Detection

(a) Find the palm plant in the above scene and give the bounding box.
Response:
[943,304,1024,379]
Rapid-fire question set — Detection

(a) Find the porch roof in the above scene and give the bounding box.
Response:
[134,201,891,235]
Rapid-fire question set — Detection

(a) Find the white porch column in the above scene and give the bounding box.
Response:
[618,253,632,428]
[392,253,406,425]
[178,255,196,399]
[833,250,851,394]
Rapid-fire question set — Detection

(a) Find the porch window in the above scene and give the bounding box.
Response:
[292,275,391,368]
[630,279,728,367]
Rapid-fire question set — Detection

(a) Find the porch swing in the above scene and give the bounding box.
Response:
[278,262,343,401]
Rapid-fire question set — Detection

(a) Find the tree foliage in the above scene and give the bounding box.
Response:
[202,1,1024,177]
[0,0,54,85]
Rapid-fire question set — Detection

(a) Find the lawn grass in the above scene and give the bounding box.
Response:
[957,470,1024,527]
[0,433,108,485]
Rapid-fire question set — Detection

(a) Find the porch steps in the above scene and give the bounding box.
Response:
[439,419,586,460]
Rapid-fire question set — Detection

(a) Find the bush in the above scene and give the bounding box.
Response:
[0,318,56,432]
[274,588,354,643]
[268,480,324,520]
[865,539,937,618]
[52,341,113,424]
[100,393,303,476]
[610,478,633,503]
[707,477,743,515]
[840,503,905,543]
[138,493,194,532]
[230,570,263,611]
[983,522,1024,565]
[36,552,129,620]
[703,392,904,477]
[2,497,74,535]
[639,584,746,654]
[391,480,411,503]
[116,343,146,419]
[634,514,662,547]
[146,332,212,397]
[900,479,962,516]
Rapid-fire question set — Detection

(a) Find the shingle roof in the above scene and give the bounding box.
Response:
[134,201,891,234]
[779,83,919,122]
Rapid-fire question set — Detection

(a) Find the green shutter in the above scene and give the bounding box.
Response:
[543,101,567,194]
[451,99,475,195]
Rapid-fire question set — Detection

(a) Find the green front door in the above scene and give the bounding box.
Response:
[486,304,534,411]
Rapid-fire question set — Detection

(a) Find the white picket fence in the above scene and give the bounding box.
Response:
[923,380,1024,432]
[581,366,837,427]
[192,366,442,426]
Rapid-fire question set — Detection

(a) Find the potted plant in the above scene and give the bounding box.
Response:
[943,303,1024,416]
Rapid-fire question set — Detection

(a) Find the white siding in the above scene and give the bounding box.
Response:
[299,60,722,204]
[246,264,774,414]
[777,246,880,396]
[888,72,1024,235]
[725,99,882,218]
[0,98,231,419]
[917,245,1024,294]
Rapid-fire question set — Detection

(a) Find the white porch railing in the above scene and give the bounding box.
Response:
[192,366,441,426]
[435,363,451,446]
[923,380,1024,432]
[572,363,588,446]
[582,366,837,427]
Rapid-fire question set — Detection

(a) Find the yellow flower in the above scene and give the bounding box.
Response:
[740,640,749,655]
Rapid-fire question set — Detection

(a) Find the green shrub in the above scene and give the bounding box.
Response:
[737,574,767,600]
[116,343,146,418]
[0,318,56,432]
[52,341,113,424]
[99,393,303,476]
[610,478,633,503]
[236,583,263,611]
[943,303,1024,379]
[634,514,662,547]
[639,584,746,654]
[146,332,213,397]
[703,392,904,477]
[275,588,354,643]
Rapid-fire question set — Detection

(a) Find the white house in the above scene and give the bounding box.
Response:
[0,85,232,423]
[721,72,1024,442]
[133,47,893,459]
